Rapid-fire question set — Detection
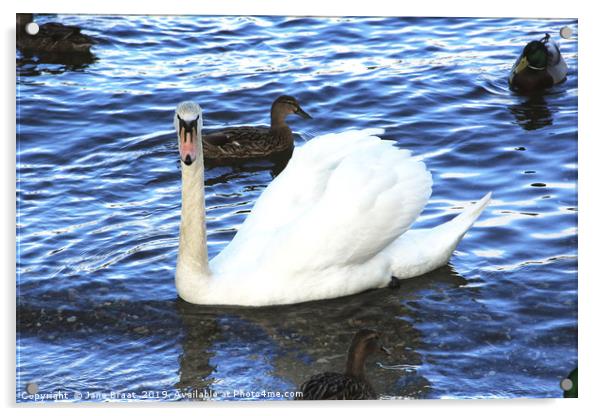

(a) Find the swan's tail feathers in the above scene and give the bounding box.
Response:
[442,192,492,237]
[387,192,492,280]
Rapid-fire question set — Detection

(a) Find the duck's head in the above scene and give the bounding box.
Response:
[350,329,390,357]
[271,95,312,125]
[512,34,551,78]
[523,39,549,70]
[174,101,202,166]
[346,329,390,377]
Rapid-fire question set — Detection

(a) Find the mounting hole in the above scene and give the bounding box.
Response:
[25,22,39,36]
[560,26,572,39]
[25,382,39,395]
[560,378,573,391]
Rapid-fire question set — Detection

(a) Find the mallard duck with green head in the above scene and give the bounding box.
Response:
[509,33,568,93]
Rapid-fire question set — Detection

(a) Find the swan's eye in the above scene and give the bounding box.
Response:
[179,117,198,134]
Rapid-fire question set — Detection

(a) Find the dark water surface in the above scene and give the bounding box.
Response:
[16,15,577,401]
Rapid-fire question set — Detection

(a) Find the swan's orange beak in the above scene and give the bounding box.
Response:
[178,117,199,166]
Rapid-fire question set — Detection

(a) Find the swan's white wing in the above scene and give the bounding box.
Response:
[210,128,432,277]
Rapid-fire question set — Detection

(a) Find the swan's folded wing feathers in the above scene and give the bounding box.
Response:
[210,129,432,277]
[215,129,384,237]
[274,139,432,269]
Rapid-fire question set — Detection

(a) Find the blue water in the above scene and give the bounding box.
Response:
[16,15,578,401]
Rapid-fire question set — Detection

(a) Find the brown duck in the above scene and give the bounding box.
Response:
[17,13,95,55]
[297,329,389,400]
[201,95,311,163]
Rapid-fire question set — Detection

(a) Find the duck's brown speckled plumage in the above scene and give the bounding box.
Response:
[17,14,96,55]
[299,372,376,400]
[203,126,292,160]
[297,329,387,400]
[202,95,311,163]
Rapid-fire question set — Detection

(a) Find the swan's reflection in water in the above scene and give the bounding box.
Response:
[508,94,554,131]
[175,264,470,399]
[174,308,221,395]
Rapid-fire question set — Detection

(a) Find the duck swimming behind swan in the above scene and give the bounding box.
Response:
[509,33,568,93]
[202,95,311,163]
[174,101,491,306]
[297,329,388,400]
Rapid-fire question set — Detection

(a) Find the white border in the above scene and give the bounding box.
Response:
[4,1,601,415]
[3,0,587,17]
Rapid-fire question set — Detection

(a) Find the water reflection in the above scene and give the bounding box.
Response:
[174,264,468,399]
[175,303,221,398]
[17,52,97,77]
[508,94,554,131]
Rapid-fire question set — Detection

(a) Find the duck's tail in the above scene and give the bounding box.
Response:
[386,192,492,280]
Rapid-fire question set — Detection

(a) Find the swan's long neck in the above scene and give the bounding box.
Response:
[176,158,211,300]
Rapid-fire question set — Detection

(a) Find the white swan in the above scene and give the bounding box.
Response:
[174,101,491,306]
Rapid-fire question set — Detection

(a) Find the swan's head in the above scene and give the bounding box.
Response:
[174,101,202,166]
[271,95,312,122]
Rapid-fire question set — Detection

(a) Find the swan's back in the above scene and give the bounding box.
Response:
[211,129,432,290]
